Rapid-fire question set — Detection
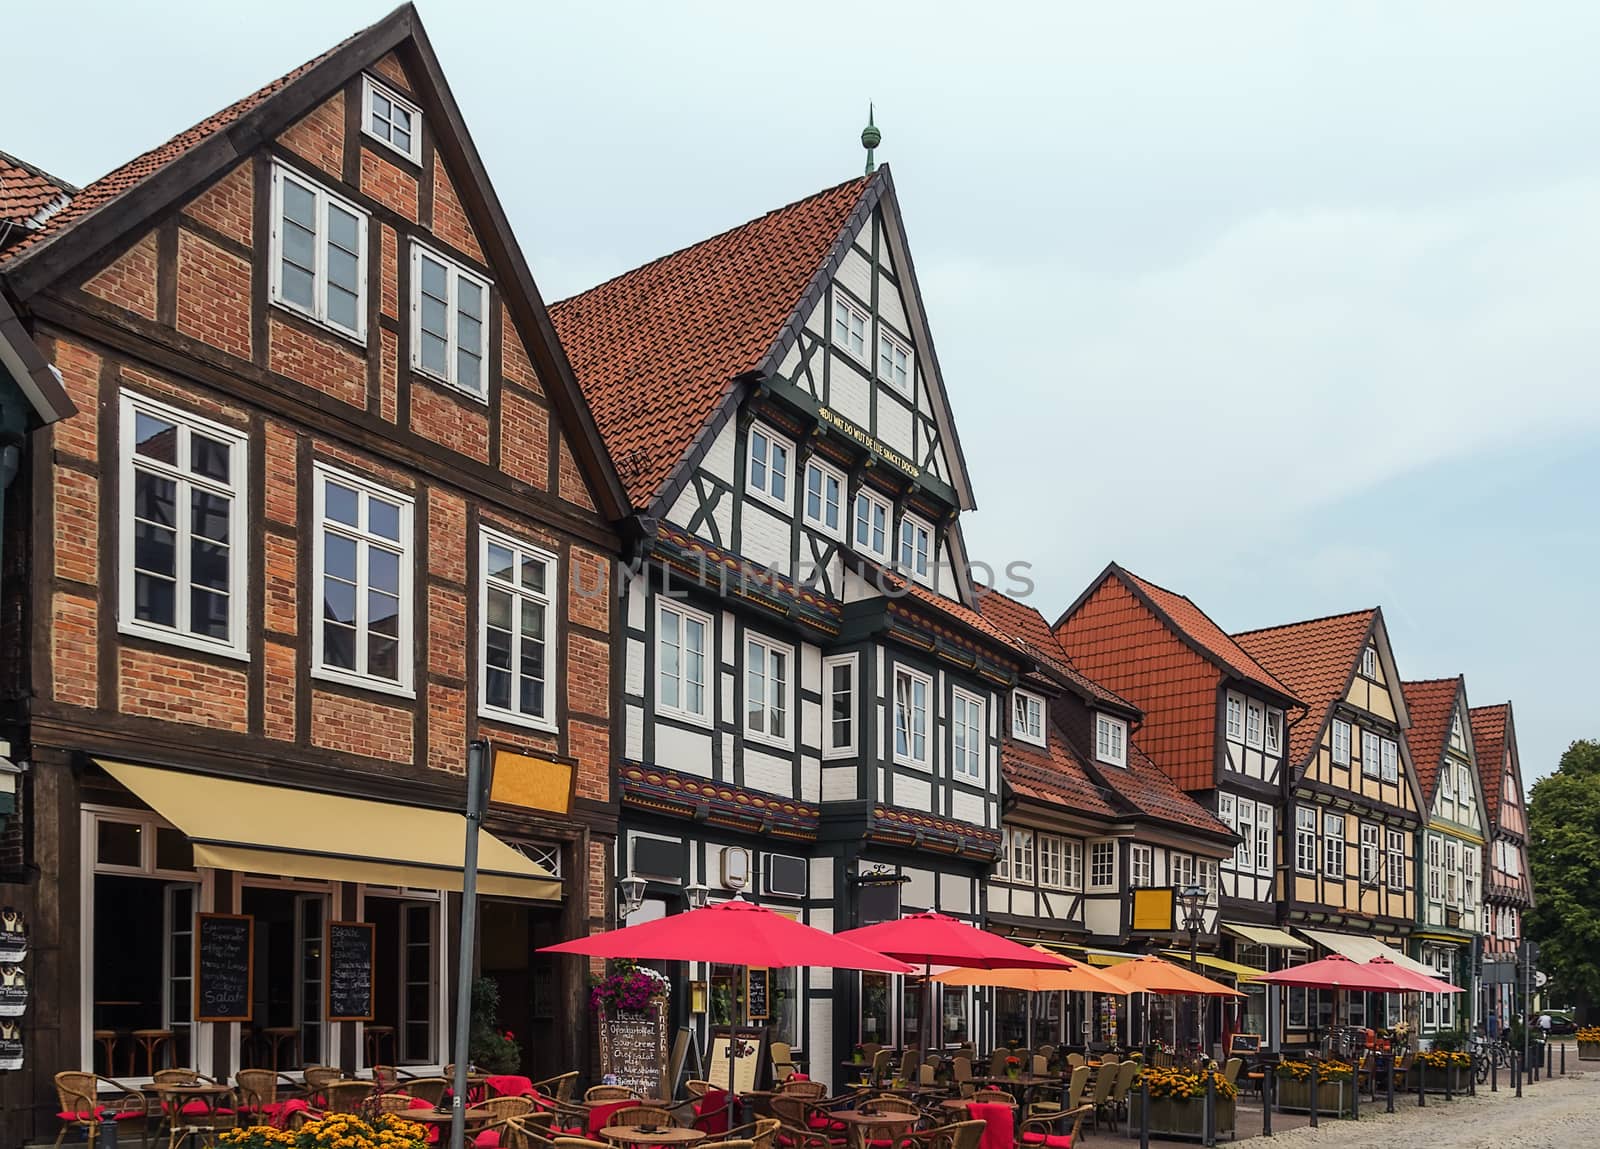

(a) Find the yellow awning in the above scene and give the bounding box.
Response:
[99,760,561,901]
[1223,923,1308,950]
[1297,928,1434,977]
[1161,952,1265,981]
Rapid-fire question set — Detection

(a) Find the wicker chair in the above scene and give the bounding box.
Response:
[554,1139,613,1149]
[777,1080,827,1101]
[468,1096,539,1145]
[236,1068,308,1127]
[403,1077,451,1106]
[531,1072,580,1103]
[1062,1065,1090,1111]
[968,1089,1012,1106]
[52,1072,147,1149]
[585,1085,636,1103]
[605,1105,675,1129]
[1086,1066,1118,1133]
[321,1080,376,1114]
[503,1115,560,1149]
[1018,1105,1090,1149]
[920,1120,985,1149]
[698,1140,755,1149]
[374,1092,425,1114]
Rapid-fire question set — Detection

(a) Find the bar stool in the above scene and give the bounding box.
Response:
[130,1028,174,1076]
[94,1029,120,1077]
[365,1025,396,1068]
[265,1026,302,1071]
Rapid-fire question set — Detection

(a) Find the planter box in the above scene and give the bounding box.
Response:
[1417,1065,1471,1093]
[1275,1077,1354,1117]
[1131,1096,1236,1140]
[1578,1042,1600,1061]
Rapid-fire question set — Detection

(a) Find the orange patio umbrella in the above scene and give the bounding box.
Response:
[1095,954,1245,997]
[933,944,1131,995]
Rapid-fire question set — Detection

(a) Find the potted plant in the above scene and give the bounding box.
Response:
[221,1113,429,1149]
[1416,1048,1472,1092]
[469,977,521,1074]
[1004,1054,1022,1080]
[1577,1027,1600,1061]
[1131,1067,1237,1137]
[851,1043,866,1065]
[1273,1060,1354,1116]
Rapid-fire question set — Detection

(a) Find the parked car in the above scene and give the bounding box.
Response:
[1538,1010,1578,1035]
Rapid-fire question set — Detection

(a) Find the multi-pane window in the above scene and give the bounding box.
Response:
[1172,852,1196,890]
[119,393,247,655]
[1245,701,1264,747]
[1012,691,1045,746]
[1038,834,1067,889]
[853,488,890,559]
[271,164,368,340]
[747,425,792,509]
[1427,835,1442,900]
[1130,844,1153,888]
[877,328,913,394]
[1464,848,1478,922]
[893,667,930,768]
[745,633,791,746]
[1235,800,1255,871]
[1450,711,1466,750]
[1332,719,1351,765]
[1226,695,1243,740]
[833,291,870,362]
[1444,839,1459,903]
[1199,858,1219,902]
[1266,708,1283,753]
[1359,823,1380,885]
[1381,738,1399,782]
[1295,808,1318,874]
[822,654,856,758]
[1063,839,1083,890]
[1362,645,1379,678]
[314,467,412,690]
[479,530,556,727]
[1361,730,1381,778]
[1009,829,1035,885]
[1323,813,1346,878]
[362,75,421,163]
[1089,841,1116,889]
[1441,761,1455,799]
[1255,811,1272,875]
[899,514,933,582]
[1095,715,1127,767]
[803,459,844,536]
[412,244,489,398]
[657,601,710,722]
[951,689,984,781]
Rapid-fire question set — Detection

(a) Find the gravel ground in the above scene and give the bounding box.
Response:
[1231,1069,1597,1148]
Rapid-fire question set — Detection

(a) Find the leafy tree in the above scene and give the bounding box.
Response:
[1528,740,1600,1002]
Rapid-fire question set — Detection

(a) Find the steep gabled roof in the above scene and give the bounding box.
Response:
[0,150,76,245]
[1233,608,1378,768]
[1401,676,1466,803]
[1002,730,1121,821]
[1099,739,1236,840]
[1470,702,1512,827]
[976,589,1138,715]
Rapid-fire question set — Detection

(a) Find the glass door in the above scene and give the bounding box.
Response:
[163,884,197,1065]
[296,894,326,1064]
[400,903,435,1063]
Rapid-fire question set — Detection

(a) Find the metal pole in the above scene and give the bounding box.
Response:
[1445,1057,1453,1102]
[1491,1051,1497,1092]
[449,740,492,1149]
[1351,1062,1360,1120]
[1203,1064,1215,1147]
[1562,1041,1567,1076]
[1417,1056,1425,1107]
[1139,1077,1150,1149]
[1514,1049,1522,1098]
[1386,1050,1394,1112]
[1308,1061,1318,1129]
[1262,1065,1272,1137]
[1547,1039,1554,1078]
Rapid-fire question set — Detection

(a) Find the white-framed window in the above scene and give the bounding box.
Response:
[1441,760,1455,799]
[1225,694,1244,740]
[1362,645,1379,679]
[1444,839,1459,904]
[951,688,985,782]
[656,599,711,724]
[1218,792,1236,824]
[898,513,933,583]
[1381,737,1399,782]
[1332,718,1351,765]
[1088,840,1116,889]
[893,666,931,769]
[1266,708,1283,754]
[361,74,421,163]
[270,163,368,341]
[803,457,845,537]
[1255,810,1272,876]
[1359,822,1380,885]
[1245,701,1264,747]
[312,465,413,694]
[1323,812,1345,879]
[1361,729,1381,778]
[877,327,913,394]
[1426,835,1442,900]
[1062,839,1083,890]
[1095,714,1127,767]
[119,392,248,657]
[1012,690,1046,746]
[1235,799,1254,871]
[1450,711,1466,750]
[852,487,890,559]
[1009,828,1034,885]
[744,632,792,748]
[1295,807,1318,874]
[1038,833,1066,889]
[832,290,870,364]
[411,243,489,399]
[822,654,857,759]
[1130,844,1153,888]
[478,529,557,730]
[747,424,792,510]
[1171,852,1196,890]
[1464,847,1477,920]
[1199,858,1219,902]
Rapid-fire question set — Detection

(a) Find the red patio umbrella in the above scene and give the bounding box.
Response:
[1366,955,1464,994]
[1254,954,1408,992]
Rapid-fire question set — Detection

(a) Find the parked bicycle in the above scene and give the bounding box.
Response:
[1470,1032,1513,1083]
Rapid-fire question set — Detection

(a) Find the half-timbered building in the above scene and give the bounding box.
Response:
[0,7,626,1131]
[1471,701,1532,1030]
[1232,609,1433,1042]
[551,166,1013,1078]
[1053,565,1307,1045]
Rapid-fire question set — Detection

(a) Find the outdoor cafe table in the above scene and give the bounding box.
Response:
[408,1109,496,1128]
[829,1110,922,1149]
[600,1127,707,1147]
[146,1082,235,1149]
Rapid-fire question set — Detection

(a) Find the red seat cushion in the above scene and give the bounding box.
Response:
[473,1132,501,1148]
[180,1102,235,1117]
[1019,1135,1071,1149]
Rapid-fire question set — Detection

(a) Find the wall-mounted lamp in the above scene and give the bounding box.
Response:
[617,873,648,920]
[685,882,711,911]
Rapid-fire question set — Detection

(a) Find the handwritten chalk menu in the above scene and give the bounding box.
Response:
[598,1002,667,1099]
[195,913,253,1022]
[745,967,769,1022]
[327,921,375,1022]
[1228,1033,1262,1056]
[708,1027,765,1094]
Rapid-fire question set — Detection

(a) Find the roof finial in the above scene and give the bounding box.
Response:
[861,102,881,174]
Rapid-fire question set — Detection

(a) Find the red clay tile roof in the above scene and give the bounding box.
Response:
[550,173,876,509]
[1002,734,1121,821]
[0,28,361,269]
[0,151,75,243]
[869,563,1023,657]
[1401,677,1463,803]
[1119,568,1298,702]
[1233,609,1377,770]
[976,589,1136,714]
[1470,703,1511,827]
[1099,740,1235,839]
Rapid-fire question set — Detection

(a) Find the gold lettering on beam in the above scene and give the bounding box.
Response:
[816,406,921,480]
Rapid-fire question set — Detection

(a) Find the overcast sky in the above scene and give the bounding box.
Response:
[6,1,1596,781]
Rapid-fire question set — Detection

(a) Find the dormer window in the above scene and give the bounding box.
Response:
[1266,708,1283,754]
[1225,694,1243,741]
[877,328,913,395]
[1012,690,1045,747]
[362,75,422,164]
[1095,714,1127,767]
[832,291,870,364]
[1245,701,1264,748]
[1361,645,1379,679]
[1450,711,1465,750]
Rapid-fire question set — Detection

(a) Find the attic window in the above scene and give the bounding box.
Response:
[1361,645,1379,679]
[877,327,913,395]
[1095,714,1127,768]
[1011,690,1045,748]
[832,290,870,365]
[363,75,422,164]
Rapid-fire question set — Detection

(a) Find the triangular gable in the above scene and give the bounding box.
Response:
[1401,677,1468,805]
[0,2,626,521]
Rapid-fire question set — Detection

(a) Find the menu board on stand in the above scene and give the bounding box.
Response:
[598,1001,667,1099]
[708,1026,767,1094]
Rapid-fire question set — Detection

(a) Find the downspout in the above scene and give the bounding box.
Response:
[0,427,20,832]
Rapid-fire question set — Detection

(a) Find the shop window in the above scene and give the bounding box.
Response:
[940,985,969,1047]
[860,972,892,1045]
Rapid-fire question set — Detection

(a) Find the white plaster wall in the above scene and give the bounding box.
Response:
[830,358,872,429]
[741,500,792,572]
[743,748,792,796]
[821,766,856,801]
[625,703,644,760]
[837,247,873,304]
[950,790,986,827]
[656,724,714,777]
[625,637,645,696]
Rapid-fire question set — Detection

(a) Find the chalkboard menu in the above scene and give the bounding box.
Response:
[1228,1033,1263,1056]
[327,921,375,1022]
[598,1001,667,1099]
[195,913,253,1022]
[746,967,769,1022]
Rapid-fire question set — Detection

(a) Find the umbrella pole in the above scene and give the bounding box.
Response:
[726,967,740,1134]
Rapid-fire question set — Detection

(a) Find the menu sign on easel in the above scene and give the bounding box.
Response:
[746,967,769,1022]
[598,1001,667,1099]
[195,913,253,1022]
[327,921,375,1022]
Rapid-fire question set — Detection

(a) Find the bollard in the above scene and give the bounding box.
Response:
[1562,1042,1567,1076]
[1446,1059,1453,1102]
[1309,1061,1319,1129]
[1418,1057,1426,1107]
[1387,1052,1395,1113]
[1139,1077,1150,1149]
[1263,1068,1273,1137]
[1352,1064,1360,1120]
[1548,1041,1554,1078]
[1491,1052,1497,1092]
[1204,1068,1216,1148]
[1514,1050,1522,1098]
[1469,1052,1476,1097]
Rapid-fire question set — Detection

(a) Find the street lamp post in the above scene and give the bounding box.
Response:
[1177,884,1208,1058]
